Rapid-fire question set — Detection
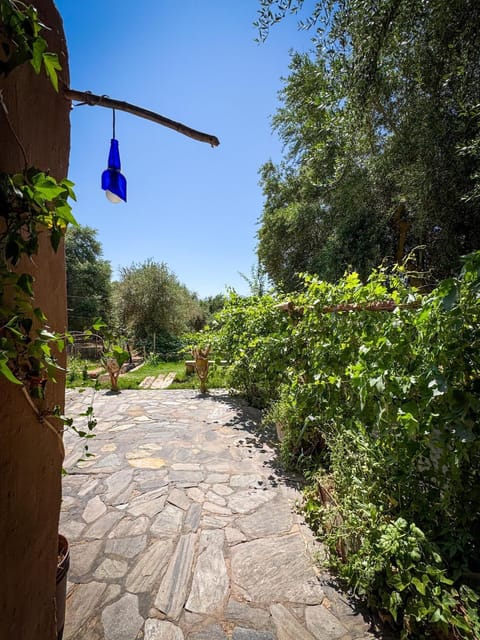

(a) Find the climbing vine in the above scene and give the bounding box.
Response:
[0,0,62,87]
[0,1,75,400]
[202,256,480,638]
[0,169,76,394]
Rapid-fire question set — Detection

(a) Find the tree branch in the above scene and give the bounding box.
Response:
[63,88,220,147]
[276,300,422,315]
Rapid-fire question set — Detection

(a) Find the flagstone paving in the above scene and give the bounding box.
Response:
[61,388,391,640]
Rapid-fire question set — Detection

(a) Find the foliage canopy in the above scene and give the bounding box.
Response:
[114,259,203,351]
[257,0,480,290]
[65,225,112,332]
[202,253,480,637]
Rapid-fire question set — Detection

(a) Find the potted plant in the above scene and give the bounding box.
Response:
[56,535,70,640]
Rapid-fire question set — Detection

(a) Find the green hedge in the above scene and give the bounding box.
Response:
[204,254,480,638]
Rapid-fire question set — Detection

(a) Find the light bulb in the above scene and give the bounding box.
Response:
[106,190,122,204]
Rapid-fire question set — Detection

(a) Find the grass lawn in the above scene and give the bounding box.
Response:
[66,358,228,391]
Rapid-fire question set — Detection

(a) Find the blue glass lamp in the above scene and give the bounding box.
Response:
[101,110,127,203]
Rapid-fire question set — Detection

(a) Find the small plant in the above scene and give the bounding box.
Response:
[327,516,480,639]
[57,386,99,468]
[88,319,130,392]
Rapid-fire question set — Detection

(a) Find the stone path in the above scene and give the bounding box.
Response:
[61,389,388,640]
[139,373,177,389]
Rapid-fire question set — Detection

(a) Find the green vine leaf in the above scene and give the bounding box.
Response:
[0,169,77,396]
[42,52,61,92]
[16,273,34,297]
[55,204,77,225]
[0,1,61,91]
[31,37,47,74]
[0,354,22,384]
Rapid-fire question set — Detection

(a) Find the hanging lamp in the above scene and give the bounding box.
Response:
[101,108,127,203]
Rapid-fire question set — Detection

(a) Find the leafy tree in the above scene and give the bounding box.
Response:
[114,259,203,347]
[256,0,480,289]
[65,225,112,331]
[239,261,272,296]
[199,293,227,326]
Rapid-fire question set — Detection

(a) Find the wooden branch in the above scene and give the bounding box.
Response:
[320,300,421,314]
[275,301,296,313]
[277,300,421,315]
[63,88,220,147]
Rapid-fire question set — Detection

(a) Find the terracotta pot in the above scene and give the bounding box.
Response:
[56,534,70,640]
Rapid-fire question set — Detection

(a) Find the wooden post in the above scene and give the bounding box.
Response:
[0,2,70,637]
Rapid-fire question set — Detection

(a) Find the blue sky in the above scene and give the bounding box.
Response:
[56,1,313,297]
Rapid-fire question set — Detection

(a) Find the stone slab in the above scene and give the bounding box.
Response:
[237,495,294,538]
[205,473,229,484]
[271,603,316,640]
[109,515,150,537]
[82,495,107,523]
[94,454,122,469]
[101,593,143,640]
[126,538,174,593]
[212,483,234,496]
[70,540,103,577]
[127,488,168,517]
[230,534,324,604]
[225,527,247,545]
[102,584,121,606]
[189,625,227,640]
[128,456,165,469]
[167,487,191,511]
[203,501,231,515]
[86,511,123,538]
[169,469,204,485]
[64,581,107,638]
[144,618,184,640]
[201,514,231,529]
[151,372,176,389]
[151,503,184,537]
[186,530,229,614]
[94,557,129,579]
[59,520,86,541]
[232,629,275,640]
[187,487,205,502]
[228,490,275,514]
[205,490,227,506]
[226,599,271,630]
[230,474,264,488]
[104,468,134,504]
[155,533,197,619]
[183,502,202,533]
[305,604,349,640]
[104,534,147,558]
[78,477,100,497]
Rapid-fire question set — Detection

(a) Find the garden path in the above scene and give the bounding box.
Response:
[61,389,388,640]
[139,372,177,389]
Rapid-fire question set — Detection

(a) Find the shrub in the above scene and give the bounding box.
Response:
[202,253,480,638]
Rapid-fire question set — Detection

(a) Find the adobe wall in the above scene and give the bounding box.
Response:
[0,1,70,638]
